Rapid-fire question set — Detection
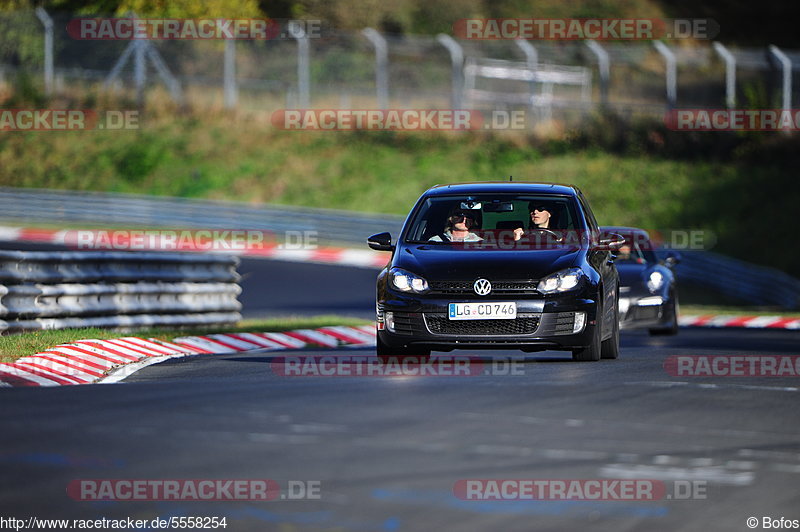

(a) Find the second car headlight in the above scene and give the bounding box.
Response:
[647,271,665,293]
[389,268,429,293]
[537,268,584,294]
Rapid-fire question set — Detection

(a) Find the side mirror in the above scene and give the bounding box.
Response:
[367,232,394,251]
[664,251,682,268]
[599,232,626,251]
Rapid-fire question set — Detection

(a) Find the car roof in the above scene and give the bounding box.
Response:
[424,182,580,197]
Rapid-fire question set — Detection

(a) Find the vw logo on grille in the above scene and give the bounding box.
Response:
[473,278,492,296]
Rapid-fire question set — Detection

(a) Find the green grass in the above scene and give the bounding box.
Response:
[0,315,370,363]
[0,123,709,224]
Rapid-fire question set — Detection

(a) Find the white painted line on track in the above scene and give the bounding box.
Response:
[600,464,755,486]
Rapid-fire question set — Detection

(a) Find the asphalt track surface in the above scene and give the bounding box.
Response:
[237,258,378,319]
[2,251,800,531]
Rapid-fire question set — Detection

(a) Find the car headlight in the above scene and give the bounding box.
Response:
[647,271,665,293]
[389,268,429,293]
[537,268,584,294]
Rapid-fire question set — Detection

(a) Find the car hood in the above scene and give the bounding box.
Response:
[392,244,583,280]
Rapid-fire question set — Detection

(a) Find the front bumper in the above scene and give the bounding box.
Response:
[377,292,599,352]
[619,295,670,329]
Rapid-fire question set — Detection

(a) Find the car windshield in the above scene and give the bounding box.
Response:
[404,194,584,248]
[615,234,659,264]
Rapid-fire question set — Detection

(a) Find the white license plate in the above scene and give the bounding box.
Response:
[448,302,517,320]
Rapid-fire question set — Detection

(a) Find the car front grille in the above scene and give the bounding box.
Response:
[424,313,541,336]
[629,306,661,321]
[428,280,539,295]
[389,311,419,335]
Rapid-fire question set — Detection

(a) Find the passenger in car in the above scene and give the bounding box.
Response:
[428,208,483,242]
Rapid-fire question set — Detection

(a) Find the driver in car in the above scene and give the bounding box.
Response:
[429,208,483,242]
[513,201,554,241]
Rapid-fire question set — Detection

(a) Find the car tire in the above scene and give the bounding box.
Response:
[601,301,620,359]
[572,316,601,362]
[648,291,679,336]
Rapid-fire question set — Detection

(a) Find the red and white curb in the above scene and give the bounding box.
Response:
[679,315,800,330]
[0,225,387,268]
[0,325,376,387]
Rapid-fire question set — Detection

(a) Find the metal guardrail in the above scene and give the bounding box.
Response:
[0,188,404,247]
[0,250,241,333]
[670,250,800,310]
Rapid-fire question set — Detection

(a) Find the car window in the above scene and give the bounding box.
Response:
[618,241,648,263]
[404,194,583,246]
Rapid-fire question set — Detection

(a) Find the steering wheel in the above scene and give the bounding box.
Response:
[522,228,564,242]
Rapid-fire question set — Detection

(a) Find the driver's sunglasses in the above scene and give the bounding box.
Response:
[449,214,473,223]
[531,205,550,212]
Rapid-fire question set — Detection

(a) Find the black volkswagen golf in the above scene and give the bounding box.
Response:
[368,182,623,361]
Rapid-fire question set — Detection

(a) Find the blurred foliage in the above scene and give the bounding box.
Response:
[0,8,42,66]
[2,0,262,17]
[2,69,46,107]
[2,0,798,45]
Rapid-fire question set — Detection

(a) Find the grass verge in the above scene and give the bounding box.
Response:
[679,305,800,318]
[0,315,371,363]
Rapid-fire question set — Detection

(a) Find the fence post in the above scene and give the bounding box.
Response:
[223,37,237,109]
[768,45,792,113]
[712,42,736,109]
[144,43,184,104]
[515,39,538,106]
[436,34,464,109]
[362,28,389,110]
[653,41,677,109]
[585,40,609,109]
[34,7,54,97]
[289,22,310,109]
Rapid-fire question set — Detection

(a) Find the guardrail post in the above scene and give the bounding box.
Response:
[712,42,736,109]
[289,22,310,109]
[653,41,677,109]
[436,34,464,110]
[34,7,54,97]
[362,28,389,110]
[585,40,609,109]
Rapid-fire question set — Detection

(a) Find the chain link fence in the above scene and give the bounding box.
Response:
[2,9,799,126]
